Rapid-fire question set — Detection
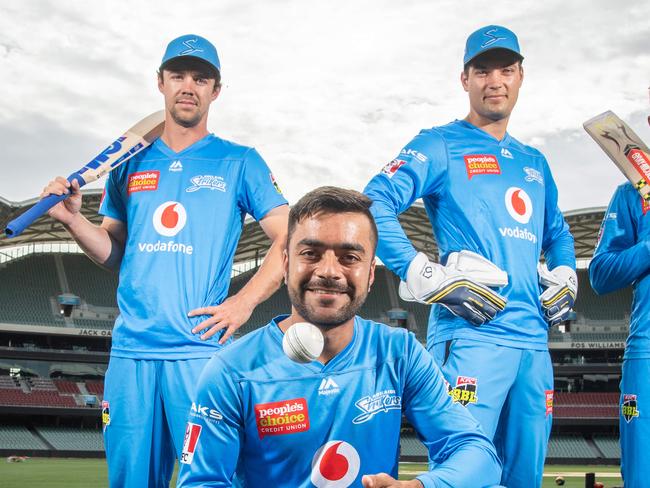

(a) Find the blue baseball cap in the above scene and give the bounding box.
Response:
[160,34,221,74]
[463,25,523,66]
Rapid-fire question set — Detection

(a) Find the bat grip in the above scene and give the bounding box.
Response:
[5,172,88,238]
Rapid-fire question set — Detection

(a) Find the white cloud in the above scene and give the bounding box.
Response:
[0,0,648,209]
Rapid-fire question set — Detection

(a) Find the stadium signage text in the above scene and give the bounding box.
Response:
[79,329,112,337]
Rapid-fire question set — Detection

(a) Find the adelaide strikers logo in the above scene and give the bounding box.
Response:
[310,441,360,487]
[504,187,533,224]
[152,201,187,237]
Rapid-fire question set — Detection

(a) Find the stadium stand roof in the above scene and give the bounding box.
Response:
[0,191,606,262]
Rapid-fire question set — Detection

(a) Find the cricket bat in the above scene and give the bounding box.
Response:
[583,110,650,201]
[5,111,165,237]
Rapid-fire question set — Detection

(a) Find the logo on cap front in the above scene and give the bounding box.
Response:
[311,441,360,487]
[481,28,507,48]
[179,38,204,56]
[152,201,187,236]
[504,187,532,224]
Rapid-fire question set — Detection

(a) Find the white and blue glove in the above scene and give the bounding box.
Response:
[399,251,508,326]
[537,263,578,327]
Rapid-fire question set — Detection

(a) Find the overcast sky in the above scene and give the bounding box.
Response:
[1,0,648,212]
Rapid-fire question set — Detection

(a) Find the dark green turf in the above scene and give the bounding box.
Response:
[0,458,623,487]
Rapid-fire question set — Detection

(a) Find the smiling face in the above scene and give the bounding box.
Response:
[157,61,220,129]
[284,211,376,329]
[461,49,524,124]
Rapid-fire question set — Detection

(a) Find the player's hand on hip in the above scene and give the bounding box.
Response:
[188,294,253,344]
[41,177,82,225]
[361,473,423,488]
[399,252,507,326]
[538,264,577,327]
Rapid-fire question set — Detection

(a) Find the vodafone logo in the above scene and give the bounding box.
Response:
[311,441,360,487]
[152,201,187,236]
[504,187,532,224]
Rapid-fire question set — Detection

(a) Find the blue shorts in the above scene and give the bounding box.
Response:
[431,338,553,488]
[103,356,210,488]
[620,358,650,488]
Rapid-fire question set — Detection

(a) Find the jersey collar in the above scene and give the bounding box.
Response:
[456,119,513,146]
[153,133,215,158]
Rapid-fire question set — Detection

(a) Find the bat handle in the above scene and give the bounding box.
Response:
[4,172,87,238]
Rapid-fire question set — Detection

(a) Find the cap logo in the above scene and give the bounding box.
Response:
[179,38,204,56]
[481,28,507,48]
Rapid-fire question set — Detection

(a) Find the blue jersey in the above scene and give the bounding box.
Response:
[177,316,501,488]
[100,135,287,359]
[364,120,575,350]
[590,183,650,359]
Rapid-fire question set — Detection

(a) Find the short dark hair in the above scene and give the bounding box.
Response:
[463,48,523,75]
[158,57,222,89]
[288,186,378,251]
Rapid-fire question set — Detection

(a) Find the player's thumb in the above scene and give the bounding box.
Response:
[361,475,376,488]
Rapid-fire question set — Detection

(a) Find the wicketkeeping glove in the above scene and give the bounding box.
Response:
[399,251,508,326]
[537,263,578,327]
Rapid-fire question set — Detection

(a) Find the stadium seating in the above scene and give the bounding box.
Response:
[36,426,104,451]
[0,255,62,326]
[554,392,619,419]
[593,435,621,459]
[547,435,599,459]
[574,270,631,322]
[85,381,104,396]
[54,380,81,395]
[400,435,427,457]
[0,425,48,450]
[60,255,118,308]
[0,388,78,407]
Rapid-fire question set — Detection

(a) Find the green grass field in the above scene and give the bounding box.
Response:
[0,458,623,487]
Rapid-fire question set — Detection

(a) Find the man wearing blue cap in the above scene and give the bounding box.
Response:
[41,35,289,487]
[364,25,576,486]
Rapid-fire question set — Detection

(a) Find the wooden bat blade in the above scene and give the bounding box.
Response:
[584,110,650,201]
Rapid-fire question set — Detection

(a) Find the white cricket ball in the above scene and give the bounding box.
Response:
[282,322,324,363]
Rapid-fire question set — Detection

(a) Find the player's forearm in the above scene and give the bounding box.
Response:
[418,444,502,488]
[371,205,418,280]
[234,234,285,308]
[589,241,650,294]
[64,214,123,270]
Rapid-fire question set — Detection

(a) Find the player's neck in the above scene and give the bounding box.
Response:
[279,314,355,365]
[161,120,210,153]
[464,112,510,141]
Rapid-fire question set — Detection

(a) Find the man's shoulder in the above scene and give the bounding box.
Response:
[355,317,413,355]
[507,135,546,159]
[203,134,256,160]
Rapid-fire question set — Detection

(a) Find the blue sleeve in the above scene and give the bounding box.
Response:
[239,148,288,221]
[540,159,575,270]
[401,334,502,488]
[363,130,448,280]
[176,356,244,488]
[98,167,127,222]
[589,185,650,294]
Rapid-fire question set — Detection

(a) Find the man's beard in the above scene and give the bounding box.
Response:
[287,276,368,329]
[170,105,201,128]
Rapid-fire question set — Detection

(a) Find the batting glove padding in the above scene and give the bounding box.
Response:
[538,264,578,327]
[399,252,507,326]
